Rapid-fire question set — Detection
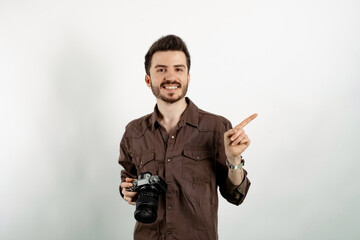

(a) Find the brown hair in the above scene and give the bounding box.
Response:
[144,35,191,75]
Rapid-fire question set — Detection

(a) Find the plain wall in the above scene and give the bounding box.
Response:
[1,0,359,239]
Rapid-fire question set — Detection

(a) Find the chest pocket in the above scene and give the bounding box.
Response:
[133,150,157,175]
[182,147,215,185]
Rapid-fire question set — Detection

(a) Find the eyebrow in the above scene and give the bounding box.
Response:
[174,65,186,68]
[154,64,186,69]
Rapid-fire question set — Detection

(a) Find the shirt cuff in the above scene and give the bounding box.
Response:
[225,169,251,205]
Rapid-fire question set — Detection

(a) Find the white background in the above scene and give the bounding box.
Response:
[1,0,359,239]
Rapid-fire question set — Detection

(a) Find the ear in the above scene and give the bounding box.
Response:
[187,73,190,84]
[145,75,151,87]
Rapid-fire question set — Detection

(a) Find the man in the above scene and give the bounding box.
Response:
[118,35,257,240]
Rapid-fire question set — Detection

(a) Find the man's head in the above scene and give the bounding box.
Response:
[145,35,191,104]
[144,35,191,76]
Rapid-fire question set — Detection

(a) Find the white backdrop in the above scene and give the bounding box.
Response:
[1,0,359,239]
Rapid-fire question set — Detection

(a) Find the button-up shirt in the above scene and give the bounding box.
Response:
[118,98,251,240]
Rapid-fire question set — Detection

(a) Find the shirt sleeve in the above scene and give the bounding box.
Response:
[216,119,251,206]
[118,134,138,198]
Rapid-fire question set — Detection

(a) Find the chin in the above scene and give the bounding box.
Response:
[160,95,184,104]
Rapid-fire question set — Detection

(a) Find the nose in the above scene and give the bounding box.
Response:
[164,69,177,81]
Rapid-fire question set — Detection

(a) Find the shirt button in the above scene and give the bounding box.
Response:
[171,135,175,139]
[167,231,172,235]
[167,206,172,210]
[167,158,171,162]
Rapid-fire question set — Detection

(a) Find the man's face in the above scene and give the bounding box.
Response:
[145,51,190,104]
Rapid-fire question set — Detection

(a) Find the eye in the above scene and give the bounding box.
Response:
[176,68,183,72]
[157,68,165,73]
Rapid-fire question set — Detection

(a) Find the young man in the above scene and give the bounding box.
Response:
[118,35,257,240]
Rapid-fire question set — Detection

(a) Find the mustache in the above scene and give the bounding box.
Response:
[160,81,181,88]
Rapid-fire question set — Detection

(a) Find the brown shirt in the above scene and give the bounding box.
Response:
[118,98,251,240]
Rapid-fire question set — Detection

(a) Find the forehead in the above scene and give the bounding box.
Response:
[151,51,187,67]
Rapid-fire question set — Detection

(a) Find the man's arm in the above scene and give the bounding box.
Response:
[118,136,138,205]
[227,166,245,186]
[224,113,257,185]
[217,114,257,205]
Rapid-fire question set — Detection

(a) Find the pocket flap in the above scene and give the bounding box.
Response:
[134,150,155,165]
[183,148,213,161]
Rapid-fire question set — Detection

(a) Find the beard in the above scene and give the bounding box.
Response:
[150,80,188,104]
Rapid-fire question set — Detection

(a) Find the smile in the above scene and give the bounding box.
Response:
[164,86,179,90]
[161,82,181,90]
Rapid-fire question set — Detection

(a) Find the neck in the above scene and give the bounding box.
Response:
[156,97,188,133]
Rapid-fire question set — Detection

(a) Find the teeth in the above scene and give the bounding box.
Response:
[165,86,178,90]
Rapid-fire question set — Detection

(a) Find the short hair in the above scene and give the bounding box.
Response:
[144,35,191,75]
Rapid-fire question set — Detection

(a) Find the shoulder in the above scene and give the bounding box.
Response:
[197,108,232,132]
[123,113,153,138]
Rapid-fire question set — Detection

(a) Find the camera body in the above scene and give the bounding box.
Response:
[128,172,167,224]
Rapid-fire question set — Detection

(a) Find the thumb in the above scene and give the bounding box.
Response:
[224,129,236,139]
[125,177,134,183]
[224,129,236,144]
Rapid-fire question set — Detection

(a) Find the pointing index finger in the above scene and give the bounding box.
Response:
[235,113,258,129]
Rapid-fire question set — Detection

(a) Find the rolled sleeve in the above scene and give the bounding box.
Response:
[223,169,251,205]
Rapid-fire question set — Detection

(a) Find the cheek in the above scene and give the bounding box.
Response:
[178,72,188,79]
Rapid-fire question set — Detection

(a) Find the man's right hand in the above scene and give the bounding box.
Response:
[120,177,138,205]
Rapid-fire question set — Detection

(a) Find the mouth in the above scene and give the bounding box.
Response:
[161,82,181,90]
[164,85,179,90]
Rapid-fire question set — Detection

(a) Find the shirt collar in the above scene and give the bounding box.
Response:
[149,97,199,130]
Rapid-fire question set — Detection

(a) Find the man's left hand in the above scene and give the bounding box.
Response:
[224,113,258,164]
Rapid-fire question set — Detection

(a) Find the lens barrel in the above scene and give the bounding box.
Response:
[134,188,159,223]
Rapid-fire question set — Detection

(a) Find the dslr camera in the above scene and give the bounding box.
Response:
[127,172,167,224]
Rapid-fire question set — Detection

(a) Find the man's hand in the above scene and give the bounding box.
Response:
[120,177,138,205]
[224,113,258,164]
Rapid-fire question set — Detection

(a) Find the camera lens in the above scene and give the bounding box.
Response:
[134,188,159,223]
